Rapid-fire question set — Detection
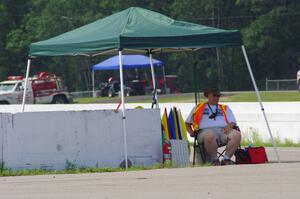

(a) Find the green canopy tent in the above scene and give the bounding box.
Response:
[24,7,280,168]
[29,7,242,56]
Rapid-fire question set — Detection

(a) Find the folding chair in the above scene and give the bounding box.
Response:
[192,125,242,165]
[193,136,227,165]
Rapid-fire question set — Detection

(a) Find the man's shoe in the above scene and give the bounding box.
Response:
[221,159,235,166]
[211,159,221,166]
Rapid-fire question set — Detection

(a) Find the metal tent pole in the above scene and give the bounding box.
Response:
[192,52,198,105]
[92,70,96,98]
[241,45,280,163]
[149,53,159,109]
[192,52,198,166]
[118,50,128,169]
[21,58,31,112]
[162,65,167,94]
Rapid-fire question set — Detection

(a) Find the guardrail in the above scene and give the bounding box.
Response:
[265,78,298,91]
[70,90,96,98]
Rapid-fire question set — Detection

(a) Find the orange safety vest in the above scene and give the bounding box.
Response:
[192,102,229,131]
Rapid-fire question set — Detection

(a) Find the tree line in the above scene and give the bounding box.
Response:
[0,0,299,92]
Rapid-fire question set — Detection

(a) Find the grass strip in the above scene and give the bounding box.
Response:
[75,91,300,104]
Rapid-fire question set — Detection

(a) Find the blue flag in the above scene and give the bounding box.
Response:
[168,109,177,139]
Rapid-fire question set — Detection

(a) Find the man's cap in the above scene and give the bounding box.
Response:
[203,87,222,97]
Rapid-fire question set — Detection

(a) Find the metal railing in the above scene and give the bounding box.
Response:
[265,78,298,91]
[70,90,95,98]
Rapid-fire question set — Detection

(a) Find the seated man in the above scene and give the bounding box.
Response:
[185,88,241,166]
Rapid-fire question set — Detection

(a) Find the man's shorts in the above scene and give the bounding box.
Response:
[197,127,228,146]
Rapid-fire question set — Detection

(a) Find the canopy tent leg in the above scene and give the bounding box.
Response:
[92,70,96,98]
[149,53,159,109]
[21,58,32,112]
[192,52,198,166]
[241,45,280,163]
[118,50,129,170]
[192,51,199,105]
[162,65,167,94]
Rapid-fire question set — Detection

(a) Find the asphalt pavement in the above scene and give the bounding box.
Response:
[1,147,300,199]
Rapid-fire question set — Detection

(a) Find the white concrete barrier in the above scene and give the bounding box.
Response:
[0,109,162,170]
[1,102,300,142]
[0,101,299,170]
[154,102,300,142]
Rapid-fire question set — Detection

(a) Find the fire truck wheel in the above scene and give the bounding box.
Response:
[52,95,68,104]
[108,90,114,97]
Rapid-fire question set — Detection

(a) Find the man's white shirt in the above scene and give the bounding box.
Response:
[185,104,236,129]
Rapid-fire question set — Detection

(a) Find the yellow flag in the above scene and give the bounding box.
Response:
[179,109,188,140]
[161,108,170,140]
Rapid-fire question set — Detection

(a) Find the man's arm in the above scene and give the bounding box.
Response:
[224,106,237,134]
[185,122,196,137]
[224,122,237,135]
[185,106,197,137]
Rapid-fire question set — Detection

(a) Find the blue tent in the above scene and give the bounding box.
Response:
[92,55,163,71]
[92,55,166,103]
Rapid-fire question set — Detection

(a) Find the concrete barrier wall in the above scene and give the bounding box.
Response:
[0,109,162,170]
[1,102,300,142]
[154,102,300,142]
[0,101,299,170]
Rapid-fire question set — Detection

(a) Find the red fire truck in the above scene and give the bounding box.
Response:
[0,72,72,104]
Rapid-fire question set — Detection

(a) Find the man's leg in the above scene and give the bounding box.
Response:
[225,129,241,158]
[199,131,219,161]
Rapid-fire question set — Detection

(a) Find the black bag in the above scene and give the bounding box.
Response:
[235,148,251,164]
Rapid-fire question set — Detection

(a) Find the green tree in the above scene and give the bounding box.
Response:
[243,6,300,85]
[0,0,299,92]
